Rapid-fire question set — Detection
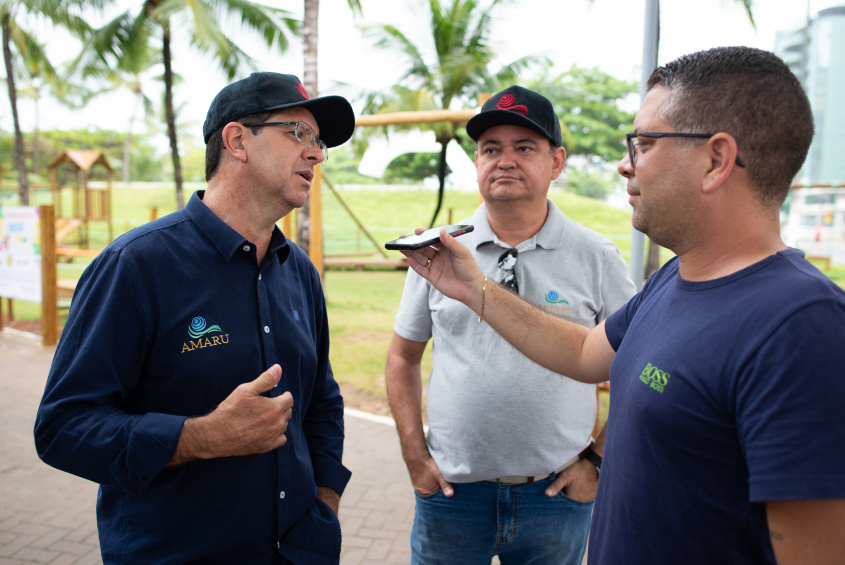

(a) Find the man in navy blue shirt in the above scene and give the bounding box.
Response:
[398,47,845,564]
[35,72,355,564]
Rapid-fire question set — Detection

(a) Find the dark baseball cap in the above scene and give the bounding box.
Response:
[202,72,355,147]
[466,85,562,147]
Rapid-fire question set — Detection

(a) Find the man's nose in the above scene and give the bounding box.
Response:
[617,152,633,178]
[303,143,325,164]
[497,148,517,168]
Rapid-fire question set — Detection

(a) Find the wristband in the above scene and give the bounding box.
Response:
[578,441,602,473]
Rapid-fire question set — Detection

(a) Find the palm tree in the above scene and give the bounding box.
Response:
[77,0,299,208]
[78,43,159,184]
[365,0,539,227]
[14,45,90,176]
[1,0,93,204]
[297,0,361,254]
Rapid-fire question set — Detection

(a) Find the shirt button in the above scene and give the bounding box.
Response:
[279,491,286,499]
[264,326,270,333]
[258,274,262,280]
[243,244,251,252]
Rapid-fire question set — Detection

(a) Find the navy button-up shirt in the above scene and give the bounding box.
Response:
[35,191,349,564]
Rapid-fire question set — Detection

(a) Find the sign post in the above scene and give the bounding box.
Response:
[0,205,59,345]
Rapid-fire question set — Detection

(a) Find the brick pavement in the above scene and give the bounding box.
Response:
[0,329,414,565]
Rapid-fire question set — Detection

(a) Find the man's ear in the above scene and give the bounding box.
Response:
[551,146,567,180]
[702,132,740,193]
[221,122,249,164]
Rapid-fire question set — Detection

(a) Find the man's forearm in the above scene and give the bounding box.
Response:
[318,486,340,515]
[472,277,612,383]
[386,362,428,466]
[167,415,214,467]
[384,337,430,468]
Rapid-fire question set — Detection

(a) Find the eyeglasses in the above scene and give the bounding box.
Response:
[625,132,745,168]
[245,121,328,162]
[497,248,519,293]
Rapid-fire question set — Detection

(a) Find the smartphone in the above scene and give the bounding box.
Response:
[384,224,474,250]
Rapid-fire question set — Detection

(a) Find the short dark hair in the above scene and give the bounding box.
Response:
[205,111,276,181]
[647,46,814,207]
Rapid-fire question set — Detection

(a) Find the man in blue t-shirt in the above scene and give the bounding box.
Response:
[398,47,845,564]
[35,73,355,564]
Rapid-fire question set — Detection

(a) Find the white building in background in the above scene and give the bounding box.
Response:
[782,186,845,265]
[775,5,845,184]
[776,5,845,262]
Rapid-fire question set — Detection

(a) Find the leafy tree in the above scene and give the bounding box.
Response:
[0,127,166,185]
[564,168,615,200]
[13,40,90,176]
[364,0,542,227]
[523,63,636,167]
[1,0,95,204]
[79,43,160,184]
[384,152,444,184]
[76,0,299,208]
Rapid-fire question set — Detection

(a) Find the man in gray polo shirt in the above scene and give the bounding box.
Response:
[385,85,636,564]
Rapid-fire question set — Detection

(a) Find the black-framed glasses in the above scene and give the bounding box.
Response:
[497,248,519,293]
[245,120,328,162]
[625,132,745,168]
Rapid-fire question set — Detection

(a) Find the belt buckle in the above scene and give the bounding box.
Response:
[495,473,545,485]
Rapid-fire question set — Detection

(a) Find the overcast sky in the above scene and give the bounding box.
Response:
[4,0,842,143]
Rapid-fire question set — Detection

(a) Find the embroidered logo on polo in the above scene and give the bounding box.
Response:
[544,290,569,305]
[181,316,230,354]
[541,290,574,317]
[639,362,670,393]
[496,93,528,116]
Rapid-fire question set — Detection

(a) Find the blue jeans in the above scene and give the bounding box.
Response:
[411,474,593,565]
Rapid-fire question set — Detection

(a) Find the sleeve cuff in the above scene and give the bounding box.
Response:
[312,455,352,496]
[109,413,187,494]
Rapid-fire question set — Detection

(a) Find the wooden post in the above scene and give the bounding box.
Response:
[309,165,324,280]
[282,214,293,240]
[40,205,59,346]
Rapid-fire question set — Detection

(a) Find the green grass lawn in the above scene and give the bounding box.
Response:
[4,184,844,426]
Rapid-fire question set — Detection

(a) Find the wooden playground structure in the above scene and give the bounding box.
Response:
[48,149,114,249]
[3,107,485,341]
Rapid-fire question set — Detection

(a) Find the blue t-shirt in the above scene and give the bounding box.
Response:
[592,249,845,565]
[35,191,349,564]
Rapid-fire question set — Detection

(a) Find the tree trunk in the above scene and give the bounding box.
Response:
[298,0,320,253]
[3,14,30,205]
[162,20,184,209]
[429,140,449,228]
[124,90,142,184]
[32,99,39,175]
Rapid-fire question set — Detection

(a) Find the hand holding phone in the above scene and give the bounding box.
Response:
[384,224,474,250]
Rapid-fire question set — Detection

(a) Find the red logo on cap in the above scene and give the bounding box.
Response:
[296,83,310,100]
[496,94,527,116]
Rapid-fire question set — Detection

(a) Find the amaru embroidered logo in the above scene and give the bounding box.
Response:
[544,290,569,306]
[541,290,574,317]
[639,362,670,393]
[188,316,221,338]
[181,316,230,354]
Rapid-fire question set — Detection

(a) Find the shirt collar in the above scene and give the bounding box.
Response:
[185,190,291,264]
[470,198,567,252]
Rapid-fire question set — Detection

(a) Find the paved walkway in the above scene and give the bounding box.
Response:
[0,329,414,564]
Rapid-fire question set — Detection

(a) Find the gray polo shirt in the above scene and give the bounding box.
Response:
[394,199,636,482]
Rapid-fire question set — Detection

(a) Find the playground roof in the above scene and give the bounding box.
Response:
[48,149,113,173]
